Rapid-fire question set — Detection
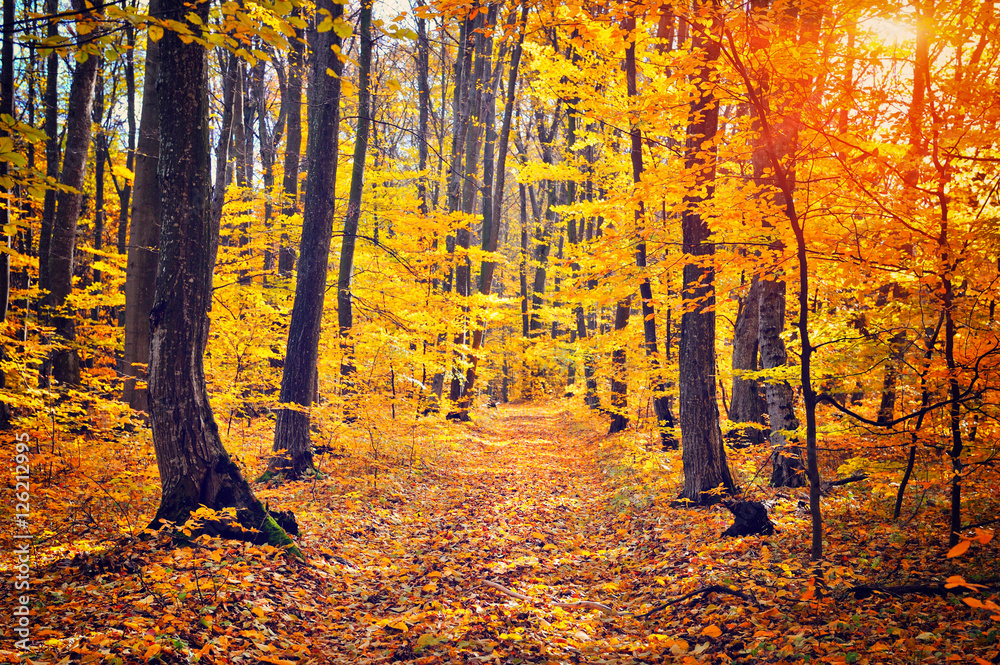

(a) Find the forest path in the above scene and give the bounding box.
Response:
[303,400,677,662]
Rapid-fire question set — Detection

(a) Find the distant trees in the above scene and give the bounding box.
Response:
[0,0,998,556]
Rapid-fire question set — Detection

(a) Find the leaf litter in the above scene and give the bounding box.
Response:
[2,401,998,664]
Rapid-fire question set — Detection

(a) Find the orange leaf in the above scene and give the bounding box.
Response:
[701,625,722,638]
[975,528,994,545]
[946,540,970,558]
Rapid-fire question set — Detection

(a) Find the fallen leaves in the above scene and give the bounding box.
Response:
[3,402,1000,664]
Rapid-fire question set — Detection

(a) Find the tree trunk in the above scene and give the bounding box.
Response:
[624,11,676,450]
[677,0,735,504]
[0,0,13,427]
[149,0,295,551]
[456,5,529,418]
[336,0,373,414]
[519,183,529,338]
[267,0,345,479]
[259,57,283,275]
[760,276,804,487]
[92,64,106,285]
[47,42,99,386]
[116,22,135,257]
[211,51,237,246]
[608,296,630,434]
[729,278,768,445]
[38,0,58,295]
[278,7,304,276]
[122,7,160,411]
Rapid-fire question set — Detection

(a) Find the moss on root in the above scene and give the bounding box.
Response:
[258,514,305,560]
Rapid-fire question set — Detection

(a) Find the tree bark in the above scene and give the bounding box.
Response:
[456,4,529,418]
[122,7,161,411]
[0,0,13,427]
[337,0,373,414]
[729,278,768,445]
[677,0,735,504]
[38,0,58,295]
[267,0,345,479]
[278,7,305,276]
[116,22,135,257]
[760,276,804,487]
[624,11,676,450]
[47,40,99,386]
[149,0,295,551]
[608,296,631,434]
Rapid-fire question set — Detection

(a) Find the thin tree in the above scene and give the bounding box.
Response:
[336,0,374,413]
[624,10,677,450]
[278,5,305,276]
[47,9,99,386]
[37,0,58,295]
[454,3,529,419]
[266,0,346,479]
[122,1,160,410]
[0,0,13,427]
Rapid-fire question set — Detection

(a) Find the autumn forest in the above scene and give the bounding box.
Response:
[1,0,999,661]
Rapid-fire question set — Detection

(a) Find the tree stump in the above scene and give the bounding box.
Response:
[721,500,775,537]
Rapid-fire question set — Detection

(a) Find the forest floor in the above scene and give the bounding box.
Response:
[2,401,999,664]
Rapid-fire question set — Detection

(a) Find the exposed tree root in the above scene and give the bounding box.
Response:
[632,585,757,619]
[482,580,758,620]
[849,581,1000,600]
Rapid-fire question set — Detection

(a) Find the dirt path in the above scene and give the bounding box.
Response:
[305,401,666,663]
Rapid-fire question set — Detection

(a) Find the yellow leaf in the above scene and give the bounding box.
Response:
[946,540,970,558]
[422,583,436,592]
[148,24,164,41]
[701,624,722,638]
[144,643,161,660]
[111,164,135,183]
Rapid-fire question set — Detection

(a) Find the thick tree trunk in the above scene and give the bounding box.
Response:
[122,11,160,411]
[677,0,735,504]
[47,44,99,386]
[268,0,345,479]
[150,0,295,551]
[336,0,373,414]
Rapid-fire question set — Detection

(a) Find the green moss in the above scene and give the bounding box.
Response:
[259,514,305,560]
